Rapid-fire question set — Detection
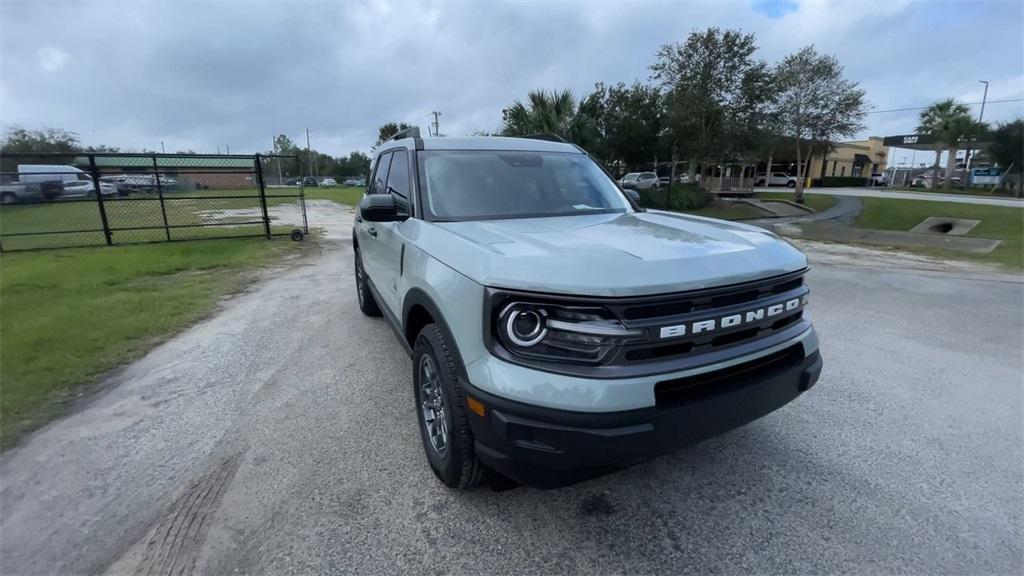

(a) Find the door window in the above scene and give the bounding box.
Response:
[386,150,410,213]
[371,152,393,195]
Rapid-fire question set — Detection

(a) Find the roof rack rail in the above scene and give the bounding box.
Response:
[520,133,567,143]
[385,126,421,143]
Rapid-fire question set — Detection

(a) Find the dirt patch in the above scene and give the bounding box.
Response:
[793,238,1013,277]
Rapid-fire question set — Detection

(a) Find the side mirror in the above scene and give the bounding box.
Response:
[626,189,640,203]
[359,194,406,222]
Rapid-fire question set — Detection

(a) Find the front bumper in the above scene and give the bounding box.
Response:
[463,342,822,488]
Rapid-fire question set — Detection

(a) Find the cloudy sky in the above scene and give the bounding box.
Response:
[1,0,1022,158]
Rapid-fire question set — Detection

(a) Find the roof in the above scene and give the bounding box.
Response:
[73,155,255,169]
[414,136,581,154]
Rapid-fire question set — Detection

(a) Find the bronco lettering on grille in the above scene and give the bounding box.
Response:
[658,296,806,339]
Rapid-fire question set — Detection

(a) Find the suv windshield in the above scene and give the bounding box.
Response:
[418,150,632,221]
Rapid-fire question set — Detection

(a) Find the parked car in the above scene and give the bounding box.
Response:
[302,176,319,187]
[867,173,888,186]
[320,177,338,187]
[354,132,821,489]
[910,175,961,188]
[343,178,367,187]
[285,177,301,186]
[659,176,671,186]
[756,172,797,187]
[59,178,119,199]
[620,172,660,190]
[101,174,178,194]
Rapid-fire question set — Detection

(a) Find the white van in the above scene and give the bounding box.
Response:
[13,165,117,200]
[17,164,92,185]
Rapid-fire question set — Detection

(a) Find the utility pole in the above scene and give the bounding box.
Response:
[274,134,282,183]
[431,111,442,137]
[965,80,990,177]
[306,127,315,179]
[160,141,166,153]
[226,144,230,154]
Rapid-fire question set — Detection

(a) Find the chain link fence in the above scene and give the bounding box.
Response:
[0,153,307,251]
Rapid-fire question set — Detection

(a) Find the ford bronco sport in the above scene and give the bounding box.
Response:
[353,128,822,489]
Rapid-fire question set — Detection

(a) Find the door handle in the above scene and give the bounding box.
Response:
[367,227,378,238]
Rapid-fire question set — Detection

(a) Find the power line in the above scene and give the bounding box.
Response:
[867,98,1024,114]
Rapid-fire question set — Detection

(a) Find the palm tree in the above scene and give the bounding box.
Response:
[916,99,984,188]
[502,89,599,149]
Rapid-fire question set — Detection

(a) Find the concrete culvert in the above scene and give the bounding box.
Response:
[910,217,981,236]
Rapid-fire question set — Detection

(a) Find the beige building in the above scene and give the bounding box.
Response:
[808,137,889,179]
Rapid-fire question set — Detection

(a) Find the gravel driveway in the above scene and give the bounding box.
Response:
[2,200,1021,575]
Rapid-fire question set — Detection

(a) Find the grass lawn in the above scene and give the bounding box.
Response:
[303,186,364,205]
[757,192,838,213]
[0,237,305,447]
[683,202,764,220]
[854,197,1023,269]
[886,186,1021,198]
[1,188,312,250]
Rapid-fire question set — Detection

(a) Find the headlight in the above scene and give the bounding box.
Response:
[494,301,640,364]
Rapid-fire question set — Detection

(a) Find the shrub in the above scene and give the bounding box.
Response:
[812,176,869,187]
[637,184,709,211]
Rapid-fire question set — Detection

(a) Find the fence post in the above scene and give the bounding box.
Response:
[299,171,309,234]
[88,155,113,246]
[152,155,171,241]
[254,154,271,239]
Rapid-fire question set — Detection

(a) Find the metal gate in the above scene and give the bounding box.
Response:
[0,153,308,251]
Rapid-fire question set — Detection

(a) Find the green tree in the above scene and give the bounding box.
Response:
[500,89,600,150]
[376,122,411,146]
[989,118,1023,196]
[917,99,987,189]
[652,28,772,190]
[334,151,372,180]
[602,81,664,169]
[1,126,81,154]
[273,134,301,155]
[772,45,866,202]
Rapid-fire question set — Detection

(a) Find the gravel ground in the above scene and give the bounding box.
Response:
[1,200,1021,575]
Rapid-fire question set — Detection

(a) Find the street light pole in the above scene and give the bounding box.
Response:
[978,80,989,122]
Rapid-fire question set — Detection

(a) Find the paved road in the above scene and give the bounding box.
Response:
[755,186,1024,208]
[2,201,1022,575]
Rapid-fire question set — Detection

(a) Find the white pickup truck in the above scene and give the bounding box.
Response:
[0,165,116,203]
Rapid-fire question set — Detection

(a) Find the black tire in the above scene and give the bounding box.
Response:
[413,324,485,489]
[0,192,16,205]
[354,248,381,317]
[787,180,797,188]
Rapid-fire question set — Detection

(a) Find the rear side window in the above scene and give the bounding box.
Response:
[371,152,393,195]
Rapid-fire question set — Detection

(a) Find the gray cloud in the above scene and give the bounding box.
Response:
[1,0,1021,156]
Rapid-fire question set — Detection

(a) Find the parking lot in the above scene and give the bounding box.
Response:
[1,202,1021,575]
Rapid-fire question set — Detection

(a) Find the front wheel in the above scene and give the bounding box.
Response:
[354,248,381,317]
[0,192,17,204]
[787,180,797,188]
[413,324,484,489]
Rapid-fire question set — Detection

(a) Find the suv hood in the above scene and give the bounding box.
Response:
[419,211,807,297]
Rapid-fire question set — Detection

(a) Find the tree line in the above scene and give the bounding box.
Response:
[492,27,1020,196]
[493,28,869,202]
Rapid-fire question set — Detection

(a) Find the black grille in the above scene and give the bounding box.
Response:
[654,344,805,408]
[610,271,809,364]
